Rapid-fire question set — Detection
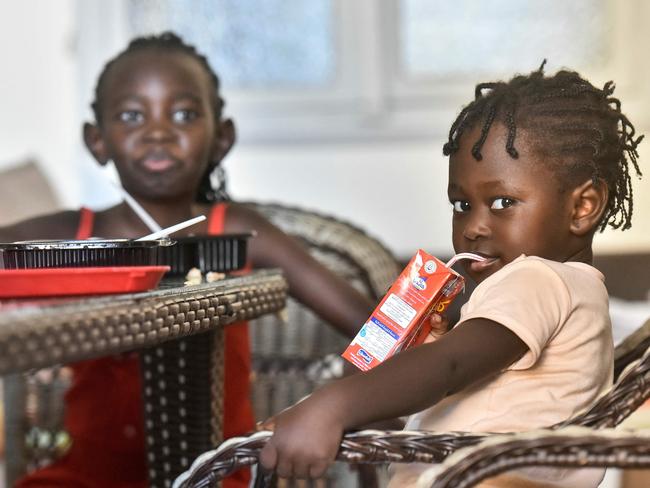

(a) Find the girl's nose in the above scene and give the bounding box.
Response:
[462,213,491,241]
[143,119,175,143]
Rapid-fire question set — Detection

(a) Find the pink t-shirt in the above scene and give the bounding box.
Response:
[390,255,613,488]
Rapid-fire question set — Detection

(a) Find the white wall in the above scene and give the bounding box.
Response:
[0,1,648,258]
[227,140,454,256]
[0,0,79,207]
[593,143,650,254]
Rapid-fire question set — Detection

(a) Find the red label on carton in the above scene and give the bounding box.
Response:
[342,249,465,371]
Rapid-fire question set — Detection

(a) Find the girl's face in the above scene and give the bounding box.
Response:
[448,123,576,283]
[89,49,224,202]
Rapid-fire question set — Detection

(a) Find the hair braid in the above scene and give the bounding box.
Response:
[471,102,498,161]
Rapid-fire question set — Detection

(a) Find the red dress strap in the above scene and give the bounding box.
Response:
[76,207,95,240]
[208,202,227,234]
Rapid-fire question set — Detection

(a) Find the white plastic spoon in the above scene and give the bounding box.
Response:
[136,215,206,241]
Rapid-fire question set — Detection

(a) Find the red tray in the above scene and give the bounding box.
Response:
[0,266,170,298]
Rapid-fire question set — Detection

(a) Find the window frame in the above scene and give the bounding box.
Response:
[74,0,650,145]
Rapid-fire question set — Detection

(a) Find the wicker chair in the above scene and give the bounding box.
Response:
[428,427,650,488]
[3,366,73,485]
[242,202,401,422]
[172,318,650,488]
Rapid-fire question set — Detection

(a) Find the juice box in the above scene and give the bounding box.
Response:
[342,249,468,371]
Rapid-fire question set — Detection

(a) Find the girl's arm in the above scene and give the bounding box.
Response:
[225,204,375,337]
[0,211,81,242]
[260,318,527,479]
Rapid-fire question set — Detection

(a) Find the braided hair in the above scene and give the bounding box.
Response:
[443,61,643,231]
[91,31,229,203]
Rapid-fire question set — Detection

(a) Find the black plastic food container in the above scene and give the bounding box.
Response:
[155,233,253,275]
[0,239,172,270]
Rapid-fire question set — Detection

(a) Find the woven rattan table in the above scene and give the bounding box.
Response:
[0,269,288,488]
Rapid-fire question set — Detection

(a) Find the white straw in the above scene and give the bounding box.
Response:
[445,252,486,268]
[112,183,162,233]
[136,215,206,241]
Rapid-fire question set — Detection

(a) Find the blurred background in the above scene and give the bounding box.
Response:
[1,0,649,259]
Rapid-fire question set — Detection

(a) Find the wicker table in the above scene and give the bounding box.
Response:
[0,269,288,488]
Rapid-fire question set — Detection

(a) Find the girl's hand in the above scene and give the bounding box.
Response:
[259,396,343,479]
[256,416,276,431]
[424,313,450,343]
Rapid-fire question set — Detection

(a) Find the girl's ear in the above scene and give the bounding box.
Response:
[83,122,109,166]
[211,118,236,165]
[569,178,609,236]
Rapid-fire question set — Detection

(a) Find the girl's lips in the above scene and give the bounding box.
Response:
[141,158,176,172]
[469,256,498,273]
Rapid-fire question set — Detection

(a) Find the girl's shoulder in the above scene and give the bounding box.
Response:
[0,210,82,242]
[498,256,604,293]
[221,201,275,234]
[220,202,300,265]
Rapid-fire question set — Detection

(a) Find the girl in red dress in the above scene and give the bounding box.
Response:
[0,32,374,488]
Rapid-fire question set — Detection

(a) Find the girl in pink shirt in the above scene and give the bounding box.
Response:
[259,63,644,487]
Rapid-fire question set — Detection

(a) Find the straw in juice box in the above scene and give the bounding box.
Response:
[342,249,485,371]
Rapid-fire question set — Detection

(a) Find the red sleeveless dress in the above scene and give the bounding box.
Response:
[16,204,253,488]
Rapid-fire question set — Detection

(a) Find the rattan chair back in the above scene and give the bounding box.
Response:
[243,202,400,422]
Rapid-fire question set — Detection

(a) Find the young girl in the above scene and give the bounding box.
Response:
[258,64,644,487]
[0,32,376,488]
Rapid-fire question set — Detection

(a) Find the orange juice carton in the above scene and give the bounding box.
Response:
[342,250,484,371]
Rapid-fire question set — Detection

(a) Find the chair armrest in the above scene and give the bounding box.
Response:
[172,429,488,487]
[429,427,650,488]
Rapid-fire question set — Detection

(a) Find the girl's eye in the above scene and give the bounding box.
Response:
[491,197,516,210]
[172,109,198,123]
[452,200,471,213]
[118,110,143,124]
